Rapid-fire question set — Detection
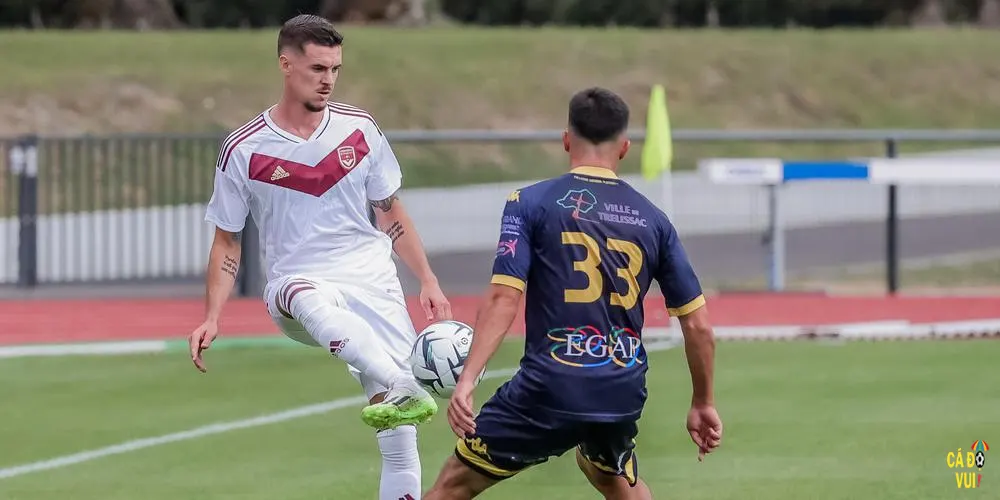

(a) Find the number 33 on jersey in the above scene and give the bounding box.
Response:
[490,166,705,331]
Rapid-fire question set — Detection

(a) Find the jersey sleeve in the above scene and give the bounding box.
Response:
[490,190,532,292]
[365,131,403,202]
[204,147,251,233]
[654,218,706,316]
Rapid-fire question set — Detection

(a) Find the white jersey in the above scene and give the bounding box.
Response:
[205,102,403,292]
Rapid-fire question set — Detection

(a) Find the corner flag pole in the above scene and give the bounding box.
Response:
[641,84,674,217]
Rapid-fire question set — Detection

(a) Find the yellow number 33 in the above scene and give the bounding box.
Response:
[561,231,643,310]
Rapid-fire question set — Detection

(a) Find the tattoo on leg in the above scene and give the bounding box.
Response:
[370,192,399,213]
[385,221,405,244]
[222,255,239,280]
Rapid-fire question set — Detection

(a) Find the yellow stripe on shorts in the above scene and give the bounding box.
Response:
[455,438,518,479]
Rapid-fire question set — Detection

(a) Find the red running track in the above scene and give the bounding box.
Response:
[0,294,998,345]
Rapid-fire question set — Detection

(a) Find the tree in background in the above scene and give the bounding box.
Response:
[319,0,418,24]
[981,0,1000,25]
[0,0,997,28]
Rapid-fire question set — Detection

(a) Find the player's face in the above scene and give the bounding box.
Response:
[280,43,342,113]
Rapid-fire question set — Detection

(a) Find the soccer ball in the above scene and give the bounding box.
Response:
[408,320,485,399]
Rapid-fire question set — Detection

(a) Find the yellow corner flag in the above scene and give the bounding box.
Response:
[641,84,673,181]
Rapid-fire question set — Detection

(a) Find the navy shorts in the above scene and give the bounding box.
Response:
[454,390,640,486]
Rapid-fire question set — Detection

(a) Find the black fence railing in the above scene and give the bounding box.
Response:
[32,135,220,215]
[3,129,1000,294]
[1,134,227,288]
[1,138,20,285]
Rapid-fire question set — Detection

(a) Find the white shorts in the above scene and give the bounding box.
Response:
[263,275,417,399]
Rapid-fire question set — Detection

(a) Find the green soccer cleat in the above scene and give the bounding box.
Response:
[361,378,439,430]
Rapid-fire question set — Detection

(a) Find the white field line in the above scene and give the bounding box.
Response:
[0,367,518,481]
[0,341,167,359]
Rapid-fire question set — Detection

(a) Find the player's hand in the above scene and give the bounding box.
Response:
[419,280,452,322]
[687,404,722,461]
[447,380,476,438]
[189,319,219,373]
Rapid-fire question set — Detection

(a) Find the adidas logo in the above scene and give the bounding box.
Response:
[270,165,290,181]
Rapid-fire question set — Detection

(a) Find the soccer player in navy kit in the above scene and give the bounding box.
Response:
[424,88,722,500]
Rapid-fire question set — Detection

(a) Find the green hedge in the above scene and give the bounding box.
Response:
[0,0,992,28]
[439,0,990,28]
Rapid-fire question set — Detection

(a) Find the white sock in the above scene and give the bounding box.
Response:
[377,426,421,500]
[288,286,405,389]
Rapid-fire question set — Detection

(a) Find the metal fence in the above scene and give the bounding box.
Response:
[0,135,223,288]
[3,129,1000,295]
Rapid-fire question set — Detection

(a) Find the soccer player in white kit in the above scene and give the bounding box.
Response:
[187,14,448,500]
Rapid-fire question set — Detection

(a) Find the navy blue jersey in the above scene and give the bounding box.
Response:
[490,166,705,421]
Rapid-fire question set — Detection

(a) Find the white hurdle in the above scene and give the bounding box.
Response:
[697,157,1000,290]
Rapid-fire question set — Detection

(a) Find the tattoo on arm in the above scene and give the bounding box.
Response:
[222,255,239,280]
[385,221,405,245]
[230,231,242,243]
[370,192,399,213]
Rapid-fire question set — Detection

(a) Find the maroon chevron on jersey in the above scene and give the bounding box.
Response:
[247,129,371,197]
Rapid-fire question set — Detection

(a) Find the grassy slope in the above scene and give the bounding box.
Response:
[1,341,997,499]
[2,28,1000,187]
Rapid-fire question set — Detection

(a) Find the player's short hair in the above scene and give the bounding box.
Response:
[277,14,344,56]
[568,87,630,145]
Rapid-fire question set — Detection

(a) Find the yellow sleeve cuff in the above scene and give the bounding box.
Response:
[667,294,706,317]
[491,274,526,292]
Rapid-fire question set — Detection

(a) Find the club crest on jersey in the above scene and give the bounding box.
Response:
[555,188,648,227]
[556,189,598,223]
[337,146,357,169]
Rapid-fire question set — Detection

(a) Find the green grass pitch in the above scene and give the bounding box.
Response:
[0,339,996,499]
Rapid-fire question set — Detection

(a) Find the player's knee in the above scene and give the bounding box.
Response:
[584,474,637,500]
[425,456,489,500]
[576,450,639,500]
[279,278,343,321]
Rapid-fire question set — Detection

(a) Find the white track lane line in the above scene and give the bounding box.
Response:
[0,368,519,480]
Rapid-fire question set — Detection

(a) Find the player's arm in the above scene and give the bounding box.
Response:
[655,218,722,458]
[678,305,714,406]
[204,227,242,323]
[462,191,532,384]
[450,282,522,437]
[655,220,714,406]
[449,192,531,436]
[457,283,522,389]
[191,147,251,372]
[680,303,721,461]
[366,131,451,320]
[371,192,437,286]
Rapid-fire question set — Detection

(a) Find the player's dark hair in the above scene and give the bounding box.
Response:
[567,87,630,144]
[277,14,344,56]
